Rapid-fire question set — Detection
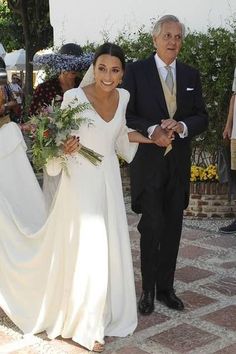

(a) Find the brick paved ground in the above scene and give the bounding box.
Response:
[1,211,236,354]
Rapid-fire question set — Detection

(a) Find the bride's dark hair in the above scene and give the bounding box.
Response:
[93,42,125,70]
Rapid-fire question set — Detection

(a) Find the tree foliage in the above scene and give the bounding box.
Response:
[7,0,53,54]
[0,0,24,51]
[179,27,236,164]
[5,0,53,99]
[115,26,153,61]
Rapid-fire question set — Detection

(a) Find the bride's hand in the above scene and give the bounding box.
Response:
[63,136,80,154]
[128,131,153,144]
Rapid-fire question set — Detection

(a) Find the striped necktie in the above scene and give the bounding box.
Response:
[165,66,174,94]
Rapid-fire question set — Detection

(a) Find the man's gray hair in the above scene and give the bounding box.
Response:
[152,15,185,38]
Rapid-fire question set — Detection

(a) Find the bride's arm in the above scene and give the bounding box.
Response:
[61,89,77,109]
[128,131,152,143]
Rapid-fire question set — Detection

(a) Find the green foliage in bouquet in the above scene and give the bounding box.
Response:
[27,100,103,172]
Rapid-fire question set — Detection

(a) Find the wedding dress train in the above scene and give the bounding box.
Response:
[0,88,138,351]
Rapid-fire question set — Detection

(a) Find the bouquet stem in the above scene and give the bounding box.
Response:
[78,144,103,166]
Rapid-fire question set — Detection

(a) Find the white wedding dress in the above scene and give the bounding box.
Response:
[0,87,138,351]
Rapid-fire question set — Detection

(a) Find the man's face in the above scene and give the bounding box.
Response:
[153,21,183,65]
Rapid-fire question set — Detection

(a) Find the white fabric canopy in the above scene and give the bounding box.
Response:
[0,43,6,59]
[5,49,26,71]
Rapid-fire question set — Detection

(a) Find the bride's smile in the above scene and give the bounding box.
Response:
[93,54,124,92]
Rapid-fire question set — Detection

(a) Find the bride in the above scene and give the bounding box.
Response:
[0,42,151,352]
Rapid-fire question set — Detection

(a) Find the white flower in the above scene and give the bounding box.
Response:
[55,95,63,102]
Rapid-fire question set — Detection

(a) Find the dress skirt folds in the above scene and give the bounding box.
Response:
[0,88,137,351]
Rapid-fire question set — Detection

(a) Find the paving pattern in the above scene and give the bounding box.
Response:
[1,210,236,354]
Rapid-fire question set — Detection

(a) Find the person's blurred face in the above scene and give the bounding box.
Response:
[61,71,78,80]
[153,21,183,65]
[94,54,124,93]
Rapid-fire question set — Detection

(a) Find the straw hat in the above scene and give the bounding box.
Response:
[33,43,93,74]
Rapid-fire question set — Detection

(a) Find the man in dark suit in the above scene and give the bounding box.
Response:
[123,15,208,315]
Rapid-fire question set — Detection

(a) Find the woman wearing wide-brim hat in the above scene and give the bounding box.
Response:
[29,43,93,116]
[28,43,93,209]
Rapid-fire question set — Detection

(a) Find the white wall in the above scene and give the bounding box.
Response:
[49,0,236,47]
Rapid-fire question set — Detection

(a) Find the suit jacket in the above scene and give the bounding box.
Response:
[123,54,208,212]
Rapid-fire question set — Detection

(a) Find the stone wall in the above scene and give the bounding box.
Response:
[184,182,236,218]
[120,167,236,218]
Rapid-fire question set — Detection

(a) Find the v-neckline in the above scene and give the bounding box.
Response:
[79,87,120,124]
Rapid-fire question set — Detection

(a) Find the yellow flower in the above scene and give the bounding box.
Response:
[190,165,219,182]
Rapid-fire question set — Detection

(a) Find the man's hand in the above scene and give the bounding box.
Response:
[151,125,174,147]
[161,118,184,134]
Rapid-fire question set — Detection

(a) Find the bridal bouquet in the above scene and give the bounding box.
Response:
[23,100,103,172]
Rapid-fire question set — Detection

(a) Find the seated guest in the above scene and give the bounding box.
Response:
[0,57,18,128]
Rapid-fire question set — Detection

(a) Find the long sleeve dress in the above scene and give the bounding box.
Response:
[0,87,138,351]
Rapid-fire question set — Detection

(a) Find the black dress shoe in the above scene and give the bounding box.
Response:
[156,290,184,311]
[138,290,154,315]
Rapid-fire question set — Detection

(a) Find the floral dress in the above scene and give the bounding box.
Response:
[29,77,81,115]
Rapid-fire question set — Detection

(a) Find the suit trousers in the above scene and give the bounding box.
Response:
[137,153,185,292]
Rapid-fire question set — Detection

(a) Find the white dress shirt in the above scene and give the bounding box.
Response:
[147,53,188,139]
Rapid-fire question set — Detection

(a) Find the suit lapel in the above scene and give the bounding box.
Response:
[175,61,186,118]
[145,55,169,115]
